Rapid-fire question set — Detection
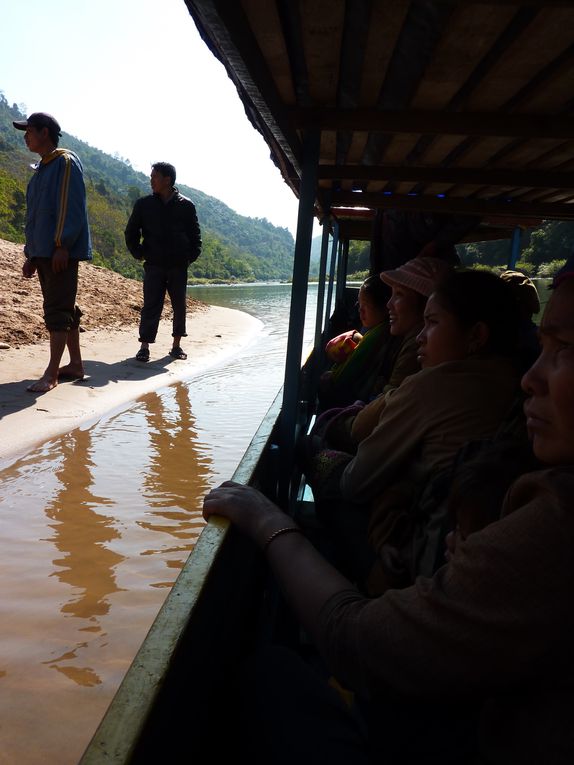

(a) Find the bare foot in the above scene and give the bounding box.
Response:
[58,364,85,380]
[27,376,58,393]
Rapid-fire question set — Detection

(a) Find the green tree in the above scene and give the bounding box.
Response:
[0,93,296,283]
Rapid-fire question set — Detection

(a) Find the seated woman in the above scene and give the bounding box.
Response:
[310,256,451,454]
[309,270,521,590]
[203,267,574,763]
[318,275,393,410]
[500,268,541,372]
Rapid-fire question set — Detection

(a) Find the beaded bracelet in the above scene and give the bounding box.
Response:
[262,526,301,552]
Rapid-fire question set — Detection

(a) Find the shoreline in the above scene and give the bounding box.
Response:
[0,304,261,465]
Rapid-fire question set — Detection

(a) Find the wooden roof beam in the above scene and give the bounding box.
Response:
[432,1,574,6]
[318,164,574,189]
[275,0,309,107]
[403,6,539,171]
[427,43,574,175]
[361,1,453,167]
[335,0,374,165]
[291,108,574,139]
[331,190,574,220]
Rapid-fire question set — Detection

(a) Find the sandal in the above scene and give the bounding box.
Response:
[169,347,187,360]
[136,347,150,362]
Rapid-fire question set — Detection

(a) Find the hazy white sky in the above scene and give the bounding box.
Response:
[1,0,303,236]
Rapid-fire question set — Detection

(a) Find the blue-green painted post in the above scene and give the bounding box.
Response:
[324,219,339,328]
[508,226,522,269]
[335,238,349,306]
[313,218,332,354]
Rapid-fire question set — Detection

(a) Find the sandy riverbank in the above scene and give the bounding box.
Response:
[0,238,261,463]
[0,307,261,463]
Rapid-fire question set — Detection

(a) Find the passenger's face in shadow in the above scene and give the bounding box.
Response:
[358,289,386,329]
[386,285,423,336]
[416,294,478,369]
[522,279,574,465]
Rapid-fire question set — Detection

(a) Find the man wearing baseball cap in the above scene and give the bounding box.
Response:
[13,112,92,392]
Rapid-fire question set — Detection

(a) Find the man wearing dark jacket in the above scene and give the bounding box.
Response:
[125,162,201,361]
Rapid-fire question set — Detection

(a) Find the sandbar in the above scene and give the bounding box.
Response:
[0,305,261,465]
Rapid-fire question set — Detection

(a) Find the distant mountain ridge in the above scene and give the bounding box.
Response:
[0,94,295,282]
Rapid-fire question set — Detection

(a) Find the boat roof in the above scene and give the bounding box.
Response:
[184,1,574,240]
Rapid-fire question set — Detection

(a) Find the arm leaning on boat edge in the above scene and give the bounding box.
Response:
[203,472,574,704]
[202,480,356,648]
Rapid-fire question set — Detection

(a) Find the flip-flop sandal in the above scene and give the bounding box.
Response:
[136,348,150,362]
[169,347,187,360]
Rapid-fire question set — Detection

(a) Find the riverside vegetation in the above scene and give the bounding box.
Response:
[345,221,574,282]
[0,94,298,284]
[343,220,574,282]
[2,94,572,285]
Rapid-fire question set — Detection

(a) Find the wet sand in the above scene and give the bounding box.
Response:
[0,305,261,464]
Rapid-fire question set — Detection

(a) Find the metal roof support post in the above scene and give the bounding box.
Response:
[307,217,333,410]
[313,217,332,352]
[336,238,350,304]
[278,129,320,506]
[324,219,340,330]
[508,227,522,270]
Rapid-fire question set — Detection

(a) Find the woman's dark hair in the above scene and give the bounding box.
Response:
[432,269,520,356]
[361,274,391,309]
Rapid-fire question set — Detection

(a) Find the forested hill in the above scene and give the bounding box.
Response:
[0,94,295,282]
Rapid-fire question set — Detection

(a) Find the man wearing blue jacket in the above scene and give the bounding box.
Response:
[13,112,92,393]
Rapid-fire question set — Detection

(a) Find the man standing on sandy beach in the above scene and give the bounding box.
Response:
[125,162,201,362]
[13,112,92,393]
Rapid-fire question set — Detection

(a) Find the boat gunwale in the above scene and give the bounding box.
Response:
[78,389,284,764]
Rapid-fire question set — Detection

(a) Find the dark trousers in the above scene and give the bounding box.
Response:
[35,258,81,332]
[139,262,188,343]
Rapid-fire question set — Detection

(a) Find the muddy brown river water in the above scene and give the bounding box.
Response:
[0,283,318,764]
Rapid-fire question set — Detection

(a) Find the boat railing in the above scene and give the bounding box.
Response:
[79,386,289,764]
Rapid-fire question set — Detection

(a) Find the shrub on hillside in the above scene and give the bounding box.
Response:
[537,259,566,278]
[467,263,502,274]
[347,270,369,282]
[513,261,536,277]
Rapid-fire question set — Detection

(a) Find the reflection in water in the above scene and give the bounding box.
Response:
[0,384,217,764]
[139,386,211,576]
[47,428,124,620]
[43,427,124,687]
